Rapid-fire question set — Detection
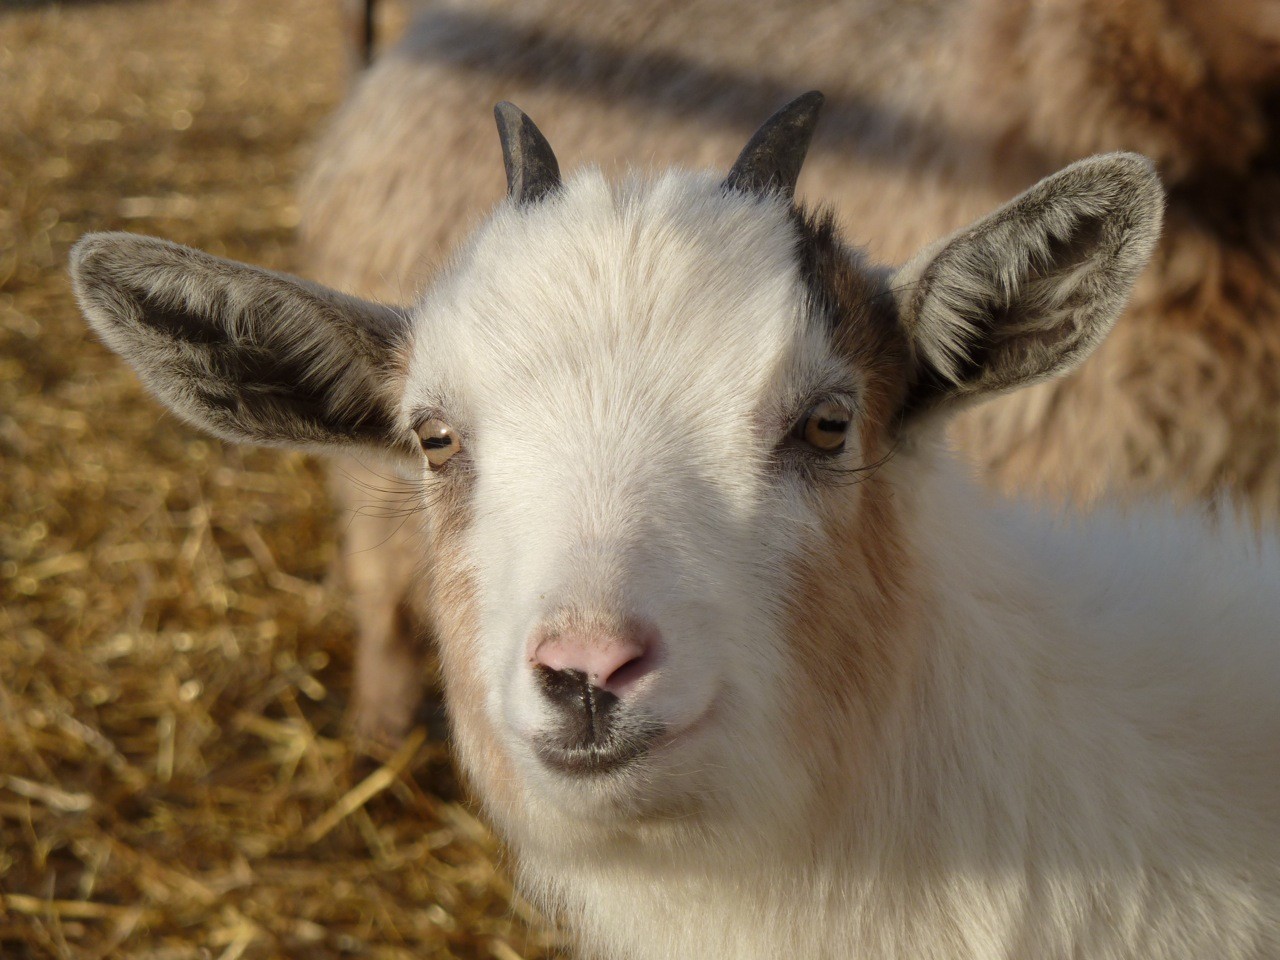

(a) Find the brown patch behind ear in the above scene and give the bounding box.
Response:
[791,207,914,439]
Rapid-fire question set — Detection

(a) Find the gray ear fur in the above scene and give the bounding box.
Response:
[894,152,1164,417]
[494,101,562,205]
[70,232,414,456]
[723,91,825,199]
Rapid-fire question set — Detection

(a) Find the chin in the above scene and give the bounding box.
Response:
[511,716,725,837]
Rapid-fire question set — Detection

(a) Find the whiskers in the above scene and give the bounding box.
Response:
[335,460,436,553]
[810,441,900,489]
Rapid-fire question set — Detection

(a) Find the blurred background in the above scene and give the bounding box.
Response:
[2,0,1277,957]
[1,2,558,957]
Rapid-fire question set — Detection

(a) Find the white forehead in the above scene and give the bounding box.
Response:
[403,170,834,436]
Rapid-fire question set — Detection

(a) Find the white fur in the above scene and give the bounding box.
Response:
[399,172,1279,958]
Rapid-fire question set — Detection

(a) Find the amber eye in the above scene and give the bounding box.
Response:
[416,418,461,469]
[796,400,851,452]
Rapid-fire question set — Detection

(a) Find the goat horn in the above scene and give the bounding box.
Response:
[723,91,825,199]
[494,101,562,205]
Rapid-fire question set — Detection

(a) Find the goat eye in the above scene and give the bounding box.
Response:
[796,400,851,452]
[416,418,461,469]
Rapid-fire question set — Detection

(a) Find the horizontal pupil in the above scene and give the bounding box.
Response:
[816,418,848,433]
[422,435,453,450]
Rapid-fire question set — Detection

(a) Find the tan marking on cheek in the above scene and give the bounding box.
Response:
[425,496,528,831]
[781,444,920,804]
[783,375,918,734]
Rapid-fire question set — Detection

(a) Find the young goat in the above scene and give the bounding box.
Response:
[73,95,1280,959]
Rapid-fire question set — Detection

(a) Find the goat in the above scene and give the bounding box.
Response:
[72,94,1280,959]
[299,0,1280,741]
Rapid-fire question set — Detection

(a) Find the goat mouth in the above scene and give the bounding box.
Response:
[534,725,662,777]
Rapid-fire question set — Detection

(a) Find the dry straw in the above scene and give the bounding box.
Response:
[0,1,561,956]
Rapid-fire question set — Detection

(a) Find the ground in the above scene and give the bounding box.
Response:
[0,2,559,957]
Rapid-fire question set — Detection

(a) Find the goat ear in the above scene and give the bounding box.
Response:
[894,153,1163,419]
[71,232,415,458]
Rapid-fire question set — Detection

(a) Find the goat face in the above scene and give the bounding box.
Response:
[404,169,911,836]
[71,94,1162,853]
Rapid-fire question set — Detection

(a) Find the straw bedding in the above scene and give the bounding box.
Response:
[0,1,560,956]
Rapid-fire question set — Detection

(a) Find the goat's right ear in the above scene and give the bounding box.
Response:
[71,232,416,459]
[893,153,1163,423]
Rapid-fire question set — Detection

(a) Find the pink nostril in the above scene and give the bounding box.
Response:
[531,619,660,695]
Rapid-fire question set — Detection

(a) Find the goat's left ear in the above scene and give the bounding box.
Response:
[894,153,1163,420]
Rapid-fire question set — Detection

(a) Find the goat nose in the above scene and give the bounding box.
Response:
[533,666,619,747]
[530,620,658,696]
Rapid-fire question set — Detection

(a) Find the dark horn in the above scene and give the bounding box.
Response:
[494,101,562,205]
[723,91,825,199]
